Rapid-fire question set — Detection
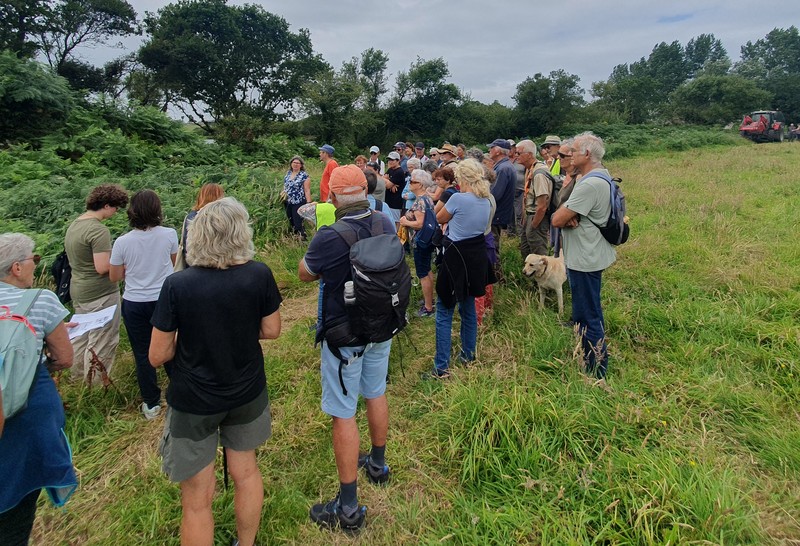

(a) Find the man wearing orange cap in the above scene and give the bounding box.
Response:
[298,165,397,533]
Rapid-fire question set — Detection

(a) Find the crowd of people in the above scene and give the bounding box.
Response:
[0,131,619,544]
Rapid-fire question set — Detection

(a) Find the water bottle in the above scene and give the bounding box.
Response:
[344,281,356,306]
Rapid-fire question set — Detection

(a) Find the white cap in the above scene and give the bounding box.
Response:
[369,145,380,153]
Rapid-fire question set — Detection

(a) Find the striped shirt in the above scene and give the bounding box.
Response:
[0,282,68,345]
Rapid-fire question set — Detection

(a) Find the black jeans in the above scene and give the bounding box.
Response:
[121,299,161,407]
[285,202,306,239]
[0,488,40,546]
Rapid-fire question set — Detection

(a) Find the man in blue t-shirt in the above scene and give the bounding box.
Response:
[299,165,395,533]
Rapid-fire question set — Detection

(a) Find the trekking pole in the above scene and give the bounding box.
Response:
[222,448,229,491]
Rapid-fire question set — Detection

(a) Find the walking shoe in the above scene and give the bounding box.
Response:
[358,453,391,485]
[141,402,161,420]
[416,304,435,318]
[309,494,366,532]
[421,368,451,380]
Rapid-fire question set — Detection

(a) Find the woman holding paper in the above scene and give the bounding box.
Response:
[64,183,128,383]
[109,190,178,420]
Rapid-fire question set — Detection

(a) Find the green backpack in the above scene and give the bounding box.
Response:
[0,290,43,419]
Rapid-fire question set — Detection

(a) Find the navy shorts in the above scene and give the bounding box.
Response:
[413,240,434,278]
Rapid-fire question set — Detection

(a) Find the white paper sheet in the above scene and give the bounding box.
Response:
[68,304,117,340]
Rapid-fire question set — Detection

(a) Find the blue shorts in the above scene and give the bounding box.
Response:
[386,208,401,223]
[321,339,392,419]
[413,241,434,278]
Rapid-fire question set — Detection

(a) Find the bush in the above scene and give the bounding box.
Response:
[0,52,75,144]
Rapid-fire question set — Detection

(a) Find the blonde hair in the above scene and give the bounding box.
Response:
[187,197,254,269]
[455,158,490,198]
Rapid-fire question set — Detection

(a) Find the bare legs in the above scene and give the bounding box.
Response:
[179,450,263,546]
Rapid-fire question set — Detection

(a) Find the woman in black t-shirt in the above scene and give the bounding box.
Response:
[150,197,282,546]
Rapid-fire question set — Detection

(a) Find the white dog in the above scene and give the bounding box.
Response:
[522,253,567,315]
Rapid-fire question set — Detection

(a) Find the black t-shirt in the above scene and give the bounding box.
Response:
[439,186,458,205]
[151,260,282,414]
[385,167,406,210]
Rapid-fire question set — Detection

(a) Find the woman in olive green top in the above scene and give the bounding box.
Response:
[64,184,129,383]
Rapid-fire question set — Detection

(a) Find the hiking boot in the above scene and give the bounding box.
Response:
[416,304,435,318]
[141,402,161,420]
[309,494,366,533]
[358,453,391,485]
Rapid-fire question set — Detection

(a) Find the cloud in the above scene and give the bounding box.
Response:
[77,0,800,108]
[657,13,695,24]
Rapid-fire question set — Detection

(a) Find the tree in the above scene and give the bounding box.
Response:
[38,0,138,72]
[735,26,800,120]
[55,58,105,90]
[514,70,584,136]
[0,50,74,143]
[386,57,461,138]
[446,100,513,146]
[591,69,660,124]
[685,34,730,77]
[669,75,772,125]
[0,0,51,58]
[139,0,326,131]
[738,26,800,78]
[297,63,364,145]
[360,48,389,111]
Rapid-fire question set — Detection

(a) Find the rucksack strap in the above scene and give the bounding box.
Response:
[330,211,383,248]
[12,289,42,318]
[530,166,557,203]
[328,344,365,396]
[584,170,616,210]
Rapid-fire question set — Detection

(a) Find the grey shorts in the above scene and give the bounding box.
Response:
[160,388,271,483]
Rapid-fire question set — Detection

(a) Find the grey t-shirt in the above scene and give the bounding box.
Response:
[562,169,617,272]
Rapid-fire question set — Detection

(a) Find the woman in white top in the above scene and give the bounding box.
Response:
[109,190,178,419]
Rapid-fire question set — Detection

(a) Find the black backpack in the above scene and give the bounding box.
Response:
[51,250,72,304]
[589,172,630,245]
[326,212,411,394]
[331,213,411,343]
[532,166,563,216]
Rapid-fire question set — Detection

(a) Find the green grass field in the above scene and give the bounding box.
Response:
[31,142,800,545]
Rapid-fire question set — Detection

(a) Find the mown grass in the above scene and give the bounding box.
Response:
[29,141,800,545]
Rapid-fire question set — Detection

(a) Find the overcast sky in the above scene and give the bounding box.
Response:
[93,0,800,106]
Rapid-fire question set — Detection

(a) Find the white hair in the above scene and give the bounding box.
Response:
[0,233,35,276]
[406,157,421,171]
[516,139,537,156]
[573,132,605,163]
[411,169,434,190]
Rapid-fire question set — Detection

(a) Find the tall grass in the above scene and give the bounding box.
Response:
[25,141,800,545]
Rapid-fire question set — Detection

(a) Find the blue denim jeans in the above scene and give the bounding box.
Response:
[434,296,477,373]
[567,269,608,379]
[121,299,161,407]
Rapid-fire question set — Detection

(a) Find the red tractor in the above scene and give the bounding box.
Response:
[739,110,787,142]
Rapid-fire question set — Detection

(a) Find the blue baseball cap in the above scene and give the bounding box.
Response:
[319,144,335,155]
[487,138,511,150]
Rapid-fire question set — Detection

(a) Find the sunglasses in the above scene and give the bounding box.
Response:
[558,153,573,159]
[21,254,41,265]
